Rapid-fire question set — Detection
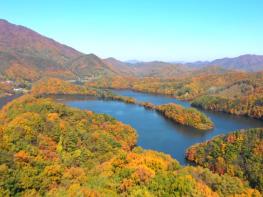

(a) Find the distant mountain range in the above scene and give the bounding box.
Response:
[187,55,263,72]
[0,19,123,81]
[127,54,263,72]
[0,19,262,81]
[125,60,143,64]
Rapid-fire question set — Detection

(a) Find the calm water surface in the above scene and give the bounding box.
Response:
[0,94,22,108]
[55,90,263,165]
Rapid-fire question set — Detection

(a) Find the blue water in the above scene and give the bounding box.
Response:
[56,90,263,165]
[0,94,22,109]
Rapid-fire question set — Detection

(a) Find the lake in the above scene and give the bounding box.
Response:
[4,91,261,165]
[55,90,263,165]
[0,94,22,108]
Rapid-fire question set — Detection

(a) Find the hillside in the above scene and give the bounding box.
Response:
[31,78,97,96]
[104,58,192,78]
[0,20,127,81]
[0,19,82,80]
[211,54,263,71]
[131,61,190,77]
[0,19,189,81]
[188,55,263,72]
[67,54,118,79]
[186,128,263,192]
[0,95,260,196]
[1,19,262,82]
[103,57,136,76]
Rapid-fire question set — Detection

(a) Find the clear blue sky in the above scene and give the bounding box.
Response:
[1,0,263,61]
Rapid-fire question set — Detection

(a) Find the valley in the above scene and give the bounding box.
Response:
[0,92,262,196]
[52,90,263,165]
[0,18,262,196]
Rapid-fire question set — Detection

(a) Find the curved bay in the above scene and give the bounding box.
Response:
[50,90,263,164]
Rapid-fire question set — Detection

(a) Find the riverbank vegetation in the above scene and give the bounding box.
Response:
[191,95,263,120]
[31,78,97,96]
[85,71,263,120]
[0,95,260,196]
[31,78,137,105]
[31,73,263,121]
[186,128,263,193]
[30,78,214,130]
[98,90,136,104]
[155,103,214,130]
[138,102,156,109]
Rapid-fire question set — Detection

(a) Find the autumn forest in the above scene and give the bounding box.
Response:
[0,4,263,196]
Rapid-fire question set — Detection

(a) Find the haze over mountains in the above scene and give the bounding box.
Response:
[187,54,263,72]
[0,19,263,81]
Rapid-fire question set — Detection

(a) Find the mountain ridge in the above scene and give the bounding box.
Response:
[0,19,262,82]
[187,54,263,71]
